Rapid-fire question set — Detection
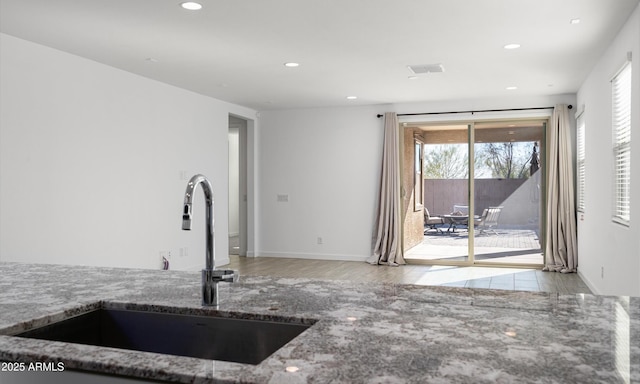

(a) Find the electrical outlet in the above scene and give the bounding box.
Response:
[317,237,323,245]
[180,247,188,258]
[277,194,289,202]
[601,266,604,279]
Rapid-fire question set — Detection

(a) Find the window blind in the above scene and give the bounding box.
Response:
[612,61,632,224]
[577,112,585,212]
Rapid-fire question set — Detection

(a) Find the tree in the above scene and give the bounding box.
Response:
[423,144,468,179]
[423,142,537,179]
[476,142,533,179]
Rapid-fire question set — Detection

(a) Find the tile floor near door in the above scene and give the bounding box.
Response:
[226,255,592,294]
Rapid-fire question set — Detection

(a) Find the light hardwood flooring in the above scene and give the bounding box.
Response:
[226,255,592,294]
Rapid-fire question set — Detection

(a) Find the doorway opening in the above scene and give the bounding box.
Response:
[228,115,248,256]
[403,118,546,268]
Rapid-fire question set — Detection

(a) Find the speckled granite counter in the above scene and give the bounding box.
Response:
[0,262,638,383]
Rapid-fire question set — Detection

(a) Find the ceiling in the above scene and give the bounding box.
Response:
[1,0,638,111]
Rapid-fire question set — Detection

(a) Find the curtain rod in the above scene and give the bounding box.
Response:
[376,105,572,119]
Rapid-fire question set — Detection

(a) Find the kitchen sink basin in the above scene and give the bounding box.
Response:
[16,308,313,365]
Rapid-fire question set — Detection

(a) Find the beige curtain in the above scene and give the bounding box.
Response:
[367,112,405,266]
[544,104,577,273]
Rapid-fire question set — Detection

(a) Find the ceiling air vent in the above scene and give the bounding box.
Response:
[407,63,445,74]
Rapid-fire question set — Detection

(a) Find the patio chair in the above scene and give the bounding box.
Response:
[475,206,503,235]
[424,208,444,233]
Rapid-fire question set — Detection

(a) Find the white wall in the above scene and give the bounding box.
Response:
[256,94,575,262]
[576,4,640,296]
[0,33,257,270]
[257,106,384,261]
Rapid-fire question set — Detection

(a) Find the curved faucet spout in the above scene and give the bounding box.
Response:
[181,174,236,307]
[182,174,215,270]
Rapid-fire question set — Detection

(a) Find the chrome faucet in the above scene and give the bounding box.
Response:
[182,174,237,307]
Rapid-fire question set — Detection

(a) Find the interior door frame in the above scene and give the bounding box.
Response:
[228,113,256,258]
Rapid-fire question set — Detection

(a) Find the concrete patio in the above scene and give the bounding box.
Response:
[405,226,543,265]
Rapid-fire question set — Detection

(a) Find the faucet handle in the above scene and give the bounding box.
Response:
[201,269,238,307]
[210,269,238,283]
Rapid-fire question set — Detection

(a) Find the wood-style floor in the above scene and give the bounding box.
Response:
[226,255,592,294]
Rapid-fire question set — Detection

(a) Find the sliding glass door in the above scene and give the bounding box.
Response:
[404,119,546,267]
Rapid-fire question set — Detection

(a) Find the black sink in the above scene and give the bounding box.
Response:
[16,308,312,365]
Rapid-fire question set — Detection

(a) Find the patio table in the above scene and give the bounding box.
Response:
[442,214,480,233]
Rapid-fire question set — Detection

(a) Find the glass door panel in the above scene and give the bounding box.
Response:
[472,120,545,266]
[405,123,469,264]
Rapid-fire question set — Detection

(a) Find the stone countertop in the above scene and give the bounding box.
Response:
[0,262,637,383]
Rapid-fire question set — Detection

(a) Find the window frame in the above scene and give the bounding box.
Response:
[611,60,632,226]
[413,137,424,212]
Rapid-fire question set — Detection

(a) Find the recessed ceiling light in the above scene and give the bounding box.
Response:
[346,96,358,100]
[570,18,581,25]
[504,43,521,50]
[284,62,300,67]
[180,2,202,10]
[506,86,518,90]
[285,366,300,373]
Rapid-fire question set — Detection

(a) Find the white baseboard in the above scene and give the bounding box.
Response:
[257,251,368,262]
[179,256,230,270]
[578,269,600,295]
[215,255,231,267]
